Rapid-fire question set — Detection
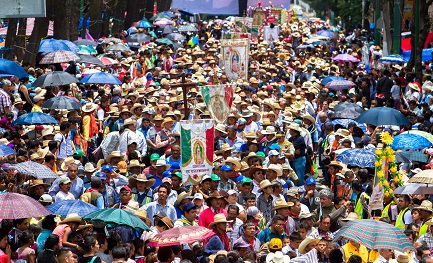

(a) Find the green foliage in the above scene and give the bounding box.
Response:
[304,0,363,26]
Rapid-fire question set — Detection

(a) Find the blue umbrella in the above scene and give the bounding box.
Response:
[0,59,28,78]
[8,161,58,179]
[81,72,122,85]
[47,200,99,217]
[296,44,315,49]
[379,55,407,64]
[39,39,75,53]
[355,107,409,126]
[330,119,367,132]
[316,30,336,38]
[321,76,345,85]
[0,144,16,157]
[60,40,80,53]
[336,148,376,168]
[391,134,432,150]
[136,18,153,29]
[13,112,58,125]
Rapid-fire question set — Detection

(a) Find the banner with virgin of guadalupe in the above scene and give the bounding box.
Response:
[180,120,214,186]
[220,38,249,81]
[201,84,235,124]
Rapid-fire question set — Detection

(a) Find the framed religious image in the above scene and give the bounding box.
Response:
[252,10,266,28]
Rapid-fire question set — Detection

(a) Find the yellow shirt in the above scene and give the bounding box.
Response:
[31,104,43,113]
[341,241,369,263]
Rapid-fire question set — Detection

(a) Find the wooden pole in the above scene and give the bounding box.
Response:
[170,73,196,120]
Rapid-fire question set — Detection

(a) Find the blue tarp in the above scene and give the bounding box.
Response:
[401,48,433,62]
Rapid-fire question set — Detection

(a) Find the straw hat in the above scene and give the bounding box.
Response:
[327,161,343,169]
[215,123,227,134]
[59,213,84,225]
[60,157,80,171]
[242,152,264,163]
[82,102,97,113]
[298,237,320,254]
[288,123,302,132]
[123,118,136,126]
[224,157,241,171]
[215,143,234,154]
[84,163,97,173]
[271,199,294,212]
[130,174,155,188]
[206,190,225,203]
[134,210,152,227]
[208,213,232,228]
[265,251,290,263]
[155,160,170,170]
[249,165,266,177]
[417,200,433,214]
[302,114,316,125]
[29,179,49,188]
[161,117,175,127]
[258,179,273,192]
[396,254,409,263]
[106,151,123,163]
[341,212,359,221]
[267,164,283,177]
[261,126,277,135]
[174,191,193,206]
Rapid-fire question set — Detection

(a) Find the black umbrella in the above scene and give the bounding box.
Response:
[31,71,79,87]
[42,96,81,110]
[330,110,362,120]
[333,102,364,114]
[126,33,152,43]
[73,39,97,47]
[163,25,179,35]
[79,55,103,65]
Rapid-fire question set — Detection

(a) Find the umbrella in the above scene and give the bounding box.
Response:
[104,37,123,44]
[333,219,414,252]
[330,110,361,120]
[0,193,51,219]
[401,130,433,144]
[321,76,345,86]
[74,39,97,46]
[379,55,407,64]
[83,208,150,231]
[135,18,153,28]
[60,40,80,53]
[105,44,130,52]
[42,96,82,110]
[394,183,433,194]
[77,45,97,55]
[47,200,99,217]
[79,55,103,65]
[0,144,16,157]
[316,30,336,38]
[160,11,175,18]
[325,80,356,90]
[167,33,185,41]
[399,151,429,163]
[391,134,432,150]
[155,38,175,46]
[355,107,409,126]
[39,39,76,53]
[39,50,80,64]
[408,169,433,184]
[162,25,179,35]
[8,161,58,179]
[154,19,173,27]
[332,54,359,63]
[148,226,213,247]
[395,152,411,163]
[99,57,118,65]
[32,71,79,87]
[296,44,315,49]
[336,148,376,168]
[330,119,367,132]
[0,59,28,78]
[334,102,364,114]
[178,24,198,32]
[13,112,58,125]
[126,33,152,43]
[150,13,171,21]
[80,72,122,85]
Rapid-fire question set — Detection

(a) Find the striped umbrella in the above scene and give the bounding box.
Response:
[0,193,51,219]
[8,161,58,179]
[391,134,432,150]
[333,219,414,252]
[336,148,376,168]
[39,50,80,64]
[379,55,407,64]
[325,79,356,90]
[47,200,99,217]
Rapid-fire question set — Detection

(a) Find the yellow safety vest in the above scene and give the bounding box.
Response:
[355,193,369,219]
[419,216,432,236]
[381,201,395,219]
[395,207,409,230]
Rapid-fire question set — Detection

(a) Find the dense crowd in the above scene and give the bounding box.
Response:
[0,11,432,263]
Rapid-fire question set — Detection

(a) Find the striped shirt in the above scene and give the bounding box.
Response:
[0,89,11,114]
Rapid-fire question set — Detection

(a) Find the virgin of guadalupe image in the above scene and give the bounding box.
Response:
[230,51,240,73]
[209,95,227,123]
[193,142,205,164]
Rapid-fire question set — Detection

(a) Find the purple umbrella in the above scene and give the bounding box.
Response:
[332,54,359,63]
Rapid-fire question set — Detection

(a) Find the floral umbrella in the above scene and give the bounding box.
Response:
[148,226,213,247]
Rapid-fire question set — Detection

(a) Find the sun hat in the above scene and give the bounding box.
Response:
[59,213,84,225]
[298,237,320,254]
[134,210,152,227]
[106,151,123,164]
[267,164,283,177]
[208,213,232,228]
[299,212,315,220]
[215,143,234,154]
[215,123,227,134]
[174,191,193,206]
[130,173,155,188]
[205,191,225,203]
[341,212,359,221]
[155,160,170,170]
[396,253,409,263]
[223,157,241,171]
[258,179,273,192]
[261,126,277,135]
[127,159,143,169]
[29,179,49,188]
[82,102,97,113]
[265,251,290,263]
[417,200,433,214]
[84,163,97,173]
[60,157,80,171]
[271,199,293,212]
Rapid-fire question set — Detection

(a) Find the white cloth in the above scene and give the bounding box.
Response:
[118,129,138,155]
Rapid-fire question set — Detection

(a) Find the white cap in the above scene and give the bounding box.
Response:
[227,190,237,196]
[39,194,53,203]
[268,150,279,156]
[193,193,204,200]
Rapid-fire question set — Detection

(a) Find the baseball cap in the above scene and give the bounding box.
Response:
[211,174,221,181]
[117,161,127,173]
[268,143,281,151]
[227,190,237,196]
[193,193,204,200]
[102,164,113,172]
[220,164,233,171]
[173,172,182,179]
[120,185,132,192]
[233,239,250,249]
[73,149,85,157]
[162,170,172,178]
[269,238,283,250]
[95,171,107,180]
[201,175,212,182]
[39,194,53,203]
[268,150,279,156]
[60,177,71,185]
[162,177,172,185]
[232,175,243,183]
[241,177,253,185]
[182,202,198,213]
[150,153,160,161]
[306,177,316,185]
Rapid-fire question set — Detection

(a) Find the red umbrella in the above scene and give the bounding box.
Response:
[148,226,213,247]
[0,193,51,219]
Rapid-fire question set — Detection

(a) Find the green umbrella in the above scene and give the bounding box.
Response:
[83,208,150,231]
[77,45,97,55]
[150,13,171,21]
[155,38,174,46]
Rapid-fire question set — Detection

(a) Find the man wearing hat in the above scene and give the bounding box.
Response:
[54,121,74,166]
[271,199,295,235]
[118,118,139,156]
[198,191,228,229]
[49,161,84,200]
[214,124,227,152]
[141,216,174,242]
[174,202,199,227]
[257,179,275,224]
[131,174,155,206]
[226,125,244,155]
[204,213,232,254]
[219,164,236,192]
[29,179,50,201]
[300,177,320,212]
[234,221,261,253]
[55,177,75,201]
[415,200,433,236]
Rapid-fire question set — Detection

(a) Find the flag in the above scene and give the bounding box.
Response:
[201,84,235,124]
[180,120,214,186]
[220,38,249,81]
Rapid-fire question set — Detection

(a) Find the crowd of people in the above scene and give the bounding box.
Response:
[0,9,432,263]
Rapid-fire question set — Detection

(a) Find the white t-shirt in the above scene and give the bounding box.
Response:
[54,132,74,159]
[55,191,75,202]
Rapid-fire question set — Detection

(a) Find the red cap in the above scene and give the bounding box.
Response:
[121,185,132,192]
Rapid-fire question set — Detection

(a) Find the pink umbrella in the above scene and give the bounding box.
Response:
[99,57,119,65]
[148,226,213,247]
[332,54,359,63]
[0,193,51,219]
[154,19,173,27]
